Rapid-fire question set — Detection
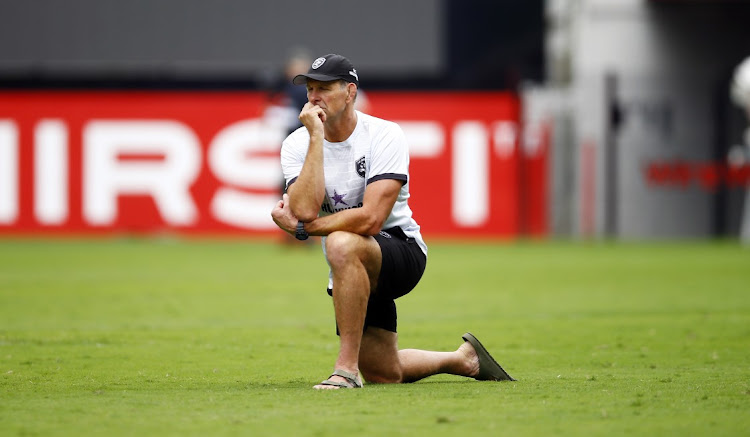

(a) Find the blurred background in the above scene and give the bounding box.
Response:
[1,0,749,241]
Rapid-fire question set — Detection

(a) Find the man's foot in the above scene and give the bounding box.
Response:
[461,333,515,381]
[457,340,481,378]
[313,369,363,389]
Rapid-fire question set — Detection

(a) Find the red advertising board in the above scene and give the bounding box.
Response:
[0,91,527,237]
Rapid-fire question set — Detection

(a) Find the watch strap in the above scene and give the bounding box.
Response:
[295,221,309,240]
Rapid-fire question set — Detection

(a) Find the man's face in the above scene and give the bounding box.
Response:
[306,79,350,120]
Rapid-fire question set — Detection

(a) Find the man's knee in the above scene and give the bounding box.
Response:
[325,231,363,267]
[359,327,402,383]
[361,366,403,384]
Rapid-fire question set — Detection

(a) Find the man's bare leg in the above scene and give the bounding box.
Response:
[398,342,480,383]
[314,231,382,389]
[313,231,486,388]
[358,327,481,384]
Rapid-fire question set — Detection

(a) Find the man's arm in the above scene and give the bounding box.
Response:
[304,178,402,236]
[287,103,327,221]
[273,178,402,237]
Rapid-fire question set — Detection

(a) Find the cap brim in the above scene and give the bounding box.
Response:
[292,73,341,85]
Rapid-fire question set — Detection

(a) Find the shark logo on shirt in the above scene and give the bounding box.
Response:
[356,156,366,178]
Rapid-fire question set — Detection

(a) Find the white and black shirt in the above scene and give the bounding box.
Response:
[281,111,427,260]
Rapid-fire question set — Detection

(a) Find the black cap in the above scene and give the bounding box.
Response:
[292,54,359,87]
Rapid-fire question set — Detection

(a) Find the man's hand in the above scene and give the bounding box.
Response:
[299,102,326,135]
[271,193,299,234]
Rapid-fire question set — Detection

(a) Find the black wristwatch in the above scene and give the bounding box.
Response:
[295,221,309,241]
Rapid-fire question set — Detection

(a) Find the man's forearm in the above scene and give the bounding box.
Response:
[302,207,384,238]
[301,178,401,237]
[289,132,326,221]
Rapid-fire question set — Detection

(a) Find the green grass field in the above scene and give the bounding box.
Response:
[1,238,749,436]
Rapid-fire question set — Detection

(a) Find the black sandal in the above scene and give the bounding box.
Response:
[462,332,516,381]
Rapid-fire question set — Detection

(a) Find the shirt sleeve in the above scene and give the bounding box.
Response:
[280,134,305,190]
[367,122,409,185]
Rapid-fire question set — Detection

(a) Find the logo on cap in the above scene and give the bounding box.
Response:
[349,69,359,81]
[312,57,326,69]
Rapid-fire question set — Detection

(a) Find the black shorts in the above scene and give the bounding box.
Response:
[327,226,427,333]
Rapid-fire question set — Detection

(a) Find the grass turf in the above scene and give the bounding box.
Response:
[1,238,749,436]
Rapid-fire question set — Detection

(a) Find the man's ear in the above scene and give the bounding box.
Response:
[347,82,357,103]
